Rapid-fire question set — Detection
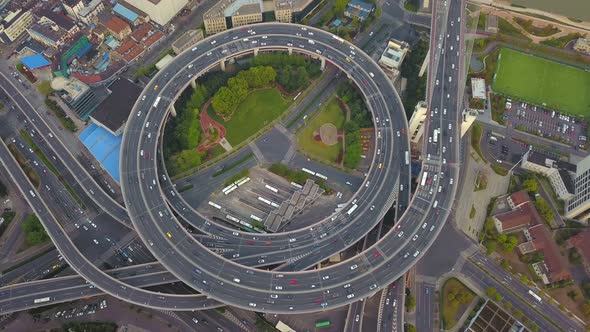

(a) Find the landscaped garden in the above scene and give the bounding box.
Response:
[441,278,476,329]
[297,97,346,163]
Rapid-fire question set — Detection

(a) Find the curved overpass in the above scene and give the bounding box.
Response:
[119,22,458,314]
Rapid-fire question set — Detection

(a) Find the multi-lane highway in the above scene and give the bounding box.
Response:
[0,1,465,316]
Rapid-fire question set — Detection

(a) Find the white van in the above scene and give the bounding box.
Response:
[433,200,438,208]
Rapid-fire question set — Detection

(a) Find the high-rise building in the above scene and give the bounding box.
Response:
[0,9,33,44]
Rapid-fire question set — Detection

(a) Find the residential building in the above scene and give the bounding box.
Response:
[129,23,152,43]
[343,0,374,21]
[0,9,33,44]
[36,10,79,38]
[51,76,99,120]
[125,0,188,26]
[99,14,132,40]
[521,150,576,201]
[378,39,409,71]
[492,191,537,233]
[204,0,263,35]
[114,38,145,63]
[573,38,590,55]
[172,29,204,54]
[63,0,105,25]
[90,77,142,136]
[568,230,590,276]
[519,224,571,284]
[27,22,68,48]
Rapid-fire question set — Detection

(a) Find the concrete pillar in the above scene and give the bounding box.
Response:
[169,103,177,117]
[288,47,293,55]
[220,59,226,72]
[320,57,326,71]
[190,79,196,89]
[253,48,259,57]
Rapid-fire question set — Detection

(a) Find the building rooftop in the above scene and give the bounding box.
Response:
[91,77,141,133]
[205,0,262,19]
[559,169,575,195]
[102,15,130,35]
[63,0,81,7]
[130,22,151,42]
[116,38,137,54]
[79,0,103,18]
[172,29,203,51]
[28,22,67,44]
[113,3,139,23]
[50,76,90,101]
[465,300,529,332]
[143,30,163,48]
[122,43,144,62]
[528,224,571,283]
[471,77,486,100]
[526,150,576,173]
[38,10,76,31]
[494,205,535,232]
[509,190,530,208]
[1,9,27,29]
[20,53,50,70]
[274,0,314,12]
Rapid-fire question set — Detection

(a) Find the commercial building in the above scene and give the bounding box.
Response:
[573,38,590,55]
[36,10,79,38]
[492,191,538,233]
[62,0,106,25]
[172,29,204,54]
[0,9,33,44]
[521,150,575,201]
[51,76,99,120]
[124,0,189,26]
[204,0,263,35]
[343,0,374,21]
[90,77,142,136]
[566,155,590,220]
[113,3,144,26]
[378,39,409,71]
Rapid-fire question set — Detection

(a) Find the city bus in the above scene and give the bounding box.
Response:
[315,320,331,328]
[153,96,162,108]
[346,204,359,215]
[405,151,409,165]
[34,297,51,304]
[528,290,542,303]
[420,172,429,186]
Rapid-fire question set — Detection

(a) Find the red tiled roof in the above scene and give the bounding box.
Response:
[130,23,151,42]
[569,231,590,266]
[528,224,571,283]
[144,31,164,48]
[71,72,102,84]
[510,190,530,207]
[123,44,145,63]
[103,16,130,34]
[116,39,137,54]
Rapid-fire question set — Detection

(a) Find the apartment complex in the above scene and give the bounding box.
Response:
[63,0,106,25]
[125,0,188,26]
[0,9,33,44]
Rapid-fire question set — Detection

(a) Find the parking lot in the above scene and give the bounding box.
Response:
[505,99,587,149]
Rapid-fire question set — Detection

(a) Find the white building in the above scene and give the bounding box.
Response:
[125,0,189,26]
[471,78,486,100]
[62,0,105,25]
[379,39,409,71]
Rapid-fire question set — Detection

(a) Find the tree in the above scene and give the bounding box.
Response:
[512,308,523,319]
[522,178,538,192]
[501,235,518,252]
[534,197,555,225]
[0,179,7,197]
[405,293,416,312]
[530,323,539,332]
[484,240,497,254]
[334,0,348,15]
[503,301,513,311]
[22,214,49,246]
[251,220,265,230]
[405,324,417,332]
[582,301,590,317]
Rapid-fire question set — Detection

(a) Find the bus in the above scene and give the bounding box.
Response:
[265,185,278,193]
[405,151,410,165]
[433,129,439,143]
[34,297,51,304]
[316,173,328,180]
[420,172,428,186]
[332,34,344,43]
[528,290,542,303]
[302,168,316,176]
[153,96,162,108]
[346,204,359,215]
[491,131,505,140]
[315,320,331,328]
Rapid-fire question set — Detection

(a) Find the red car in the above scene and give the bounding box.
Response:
[395,224,402,231]
[313,297,323,303]
[265,241,272,246]
[247,240,255,245]
[289,280,298,285]
[373,252,382,258]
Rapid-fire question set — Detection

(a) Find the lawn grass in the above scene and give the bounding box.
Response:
[212,88,291,145]
[540,33,584,49]
[297,98,345,163]
[441,278,476,329]
[470,123,486,162]
[497,18,532,41]
[492,48,590,116]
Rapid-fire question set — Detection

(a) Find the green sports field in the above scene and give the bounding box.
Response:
[492,48,590,116]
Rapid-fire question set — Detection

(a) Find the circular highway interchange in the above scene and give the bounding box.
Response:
[119,22,459,313]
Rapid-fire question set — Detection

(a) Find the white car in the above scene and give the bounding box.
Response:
[93,239,99,244]
[347,294,355,299]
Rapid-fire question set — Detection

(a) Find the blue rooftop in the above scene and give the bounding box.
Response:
[113,3,139,23]
[347,0,373,11]
[80,123,121,182]
[20,54,50,70]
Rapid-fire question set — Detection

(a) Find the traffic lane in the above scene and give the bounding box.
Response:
[469,253,583,331]
[415,281,435,332]
[461,262,560,332]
